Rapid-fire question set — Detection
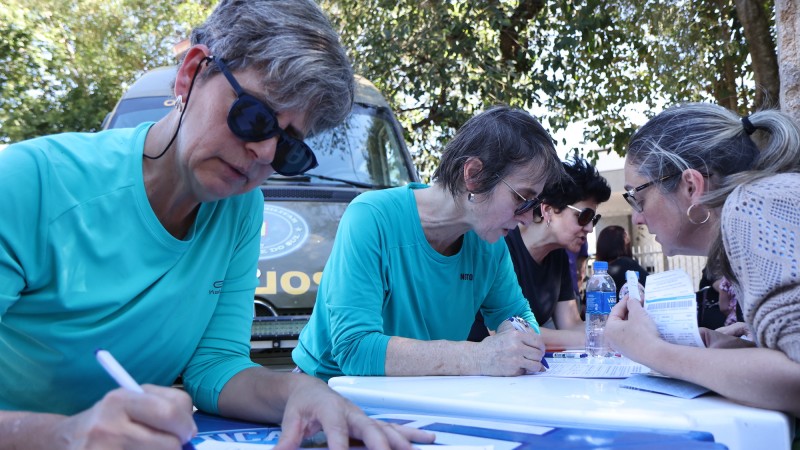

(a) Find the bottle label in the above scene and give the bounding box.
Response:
[586,291,617,314]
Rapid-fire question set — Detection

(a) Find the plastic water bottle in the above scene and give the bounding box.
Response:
[585,261,617,357]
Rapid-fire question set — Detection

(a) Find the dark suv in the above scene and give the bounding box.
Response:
[103,67,418,359]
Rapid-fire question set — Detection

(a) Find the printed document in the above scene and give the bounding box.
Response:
[643,270,705,347]
[533,357,649,378]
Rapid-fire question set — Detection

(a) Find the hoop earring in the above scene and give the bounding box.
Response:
[174,94,184,112]
[687,203,710,225]
[467,192,475,202]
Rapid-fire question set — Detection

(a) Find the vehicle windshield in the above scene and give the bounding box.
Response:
[106,99,413,187]
[302,104,412,187]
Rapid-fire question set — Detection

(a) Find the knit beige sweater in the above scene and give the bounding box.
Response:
[722,173,800,363]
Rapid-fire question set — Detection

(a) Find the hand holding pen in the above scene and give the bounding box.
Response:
[95,349,197,449]
[507,317,549,369]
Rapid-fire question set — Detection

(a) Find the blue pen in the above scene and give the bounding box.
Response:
[96,349,196,450]
[507,317,549,369]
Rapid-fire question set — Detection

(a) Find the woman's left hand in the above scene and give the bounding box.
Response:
[276,374,435,450]
[700,326,756,349]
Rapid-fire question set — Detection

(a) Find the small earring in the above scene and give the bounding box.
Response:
[546,219,551,228]
[467,192,475,202]
[175,95,184,112]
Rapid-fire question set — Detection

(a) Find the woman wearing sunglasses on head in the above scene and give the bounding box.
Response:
[468,158,611,350]
[292,106,564,381]
[0,1,436,449]
[605,103,800,416]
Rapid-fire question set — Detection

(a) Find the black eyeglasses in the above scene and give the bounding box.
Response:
[498,178,542,216]
[565,205,601,227]
[622,173,679,213]
[212,57,318,176]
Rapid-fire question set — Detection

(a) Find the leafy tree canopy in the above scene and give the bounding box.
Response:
[323,0,771,177]
[1,0,774,179]
[0,0,213,144]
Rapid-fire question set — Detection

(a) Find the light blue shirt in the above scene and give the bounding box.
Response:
[0,124,262,414]
[293,184,537,381]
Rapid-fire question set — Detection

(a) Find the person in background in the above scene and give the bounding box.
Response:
[566,242,589,299]
[293,106,563,381]
[595,225,648,297]
[696,266,747,336]
[566,240,589,316]
[0,1,434,448]
[469,158,611,350]
[606,102,800,416]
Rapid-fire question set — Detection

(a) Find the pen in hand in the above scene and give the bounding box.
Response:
[95,349,196,450]
[506,317,549,369]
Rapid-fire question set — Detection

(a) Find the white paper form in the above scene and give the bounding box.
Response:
[643,270,705,347]
[533,357,650,378]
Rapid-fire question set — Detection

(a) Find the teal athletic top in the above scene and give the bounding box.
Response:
[293,183,538,381]
[0,123,261,415]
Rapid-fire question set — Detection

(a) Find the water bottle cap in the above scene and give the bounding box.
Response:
[593,261,608,271]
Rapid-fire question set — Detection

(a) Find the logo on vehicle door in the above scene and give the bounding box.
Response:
[260,204,309,260]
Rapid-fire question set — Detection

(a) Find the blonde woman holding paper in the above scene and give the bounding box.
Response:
[605,103,800,417]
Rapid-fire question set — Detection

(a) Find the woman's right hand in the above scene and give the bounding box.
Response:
[605,296,661,360]
[58,385,196,449]
[477,326,545,376]
[618,282,645,305]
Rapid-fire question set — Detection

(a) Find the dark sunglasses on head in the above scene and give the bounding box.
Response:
[565,205,601,227]
[211,57,318,176]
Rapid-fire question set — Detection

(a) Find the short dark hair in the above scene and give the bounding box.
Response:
[595,225,630,262]
[432,105,563,199]
[535,157,611,219]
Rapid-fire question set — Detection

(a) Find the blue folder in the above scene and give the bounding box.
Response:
[193,410,727,449]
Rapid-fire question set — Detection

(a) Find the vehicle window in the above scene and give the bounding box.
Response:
[106,96,413,188]
[306,104,412,187]
[106,97,174,129]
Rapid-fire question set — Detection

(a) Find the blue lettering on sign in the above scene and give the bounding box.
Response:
[260,205,310,260]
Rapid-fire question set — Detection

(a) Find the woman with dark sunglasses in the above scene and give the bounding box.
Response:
[293,106,564,381]
[605,103,800,417]
[0,1,435,449]
[468,158,611,350]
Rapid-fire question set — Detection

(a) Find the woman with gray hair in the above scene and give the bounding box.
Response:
[293,106,563,381]
[0,0,434,448]
[606,102,800,416]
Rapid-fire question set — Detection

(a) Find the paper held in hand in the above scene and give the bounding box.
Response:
[643,269,705,347]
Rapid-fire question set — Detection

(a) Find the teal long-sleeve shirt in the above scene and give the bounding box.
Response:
[0,124,261,415]
[293,184,537,381]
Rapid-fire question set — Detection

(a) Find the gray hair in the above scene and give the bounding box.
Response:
[626,102,800,280]
[190,0,354,135]
[432,105,563,199]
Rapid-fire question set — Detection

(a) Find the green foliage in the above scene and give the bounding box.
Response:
[1,0,770,176]
[0,0,214,144]
[324,0,769,179]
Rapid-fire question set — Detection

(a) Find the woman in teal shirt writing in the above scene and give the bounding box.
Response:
[0,1,433,448]
[293,106,563,381]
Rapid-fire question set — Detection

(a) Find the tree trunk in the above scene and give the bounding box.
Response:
[711,0,740,111]
[776,0,800,123]
[735,0,780,110]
